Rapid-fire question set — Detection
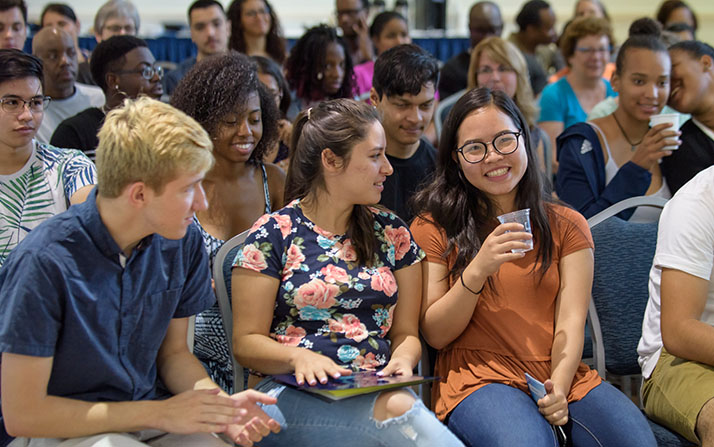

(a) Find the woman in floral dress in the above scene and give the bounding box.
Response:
[231,99,464,447]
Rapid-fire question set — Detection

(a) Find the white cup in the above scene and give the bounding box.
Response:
[496,208,533,253]
[649,113,681,150]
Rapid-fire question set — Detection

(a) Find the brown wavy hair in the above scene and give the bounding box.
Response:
[227,0,286,65]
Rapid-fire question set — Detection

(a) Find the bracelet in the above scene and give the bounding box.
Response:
[460,272,485,295]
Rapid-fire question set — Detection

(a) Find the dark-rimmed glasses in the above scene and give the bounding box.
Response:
[456,131,521,164]
[0,96,51,114]
[113,66,164,80]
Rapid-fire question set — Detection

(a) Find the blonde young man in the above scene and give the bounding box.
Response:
[0,97,280,447]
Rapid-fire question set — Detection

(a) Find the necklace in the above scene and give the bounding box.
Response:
[612,112,644,151]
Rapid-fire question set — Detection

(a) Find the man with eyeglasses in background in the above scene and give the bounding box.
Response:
[32,27,105,144]
[51,36,163,161]
[0,49,96,267]
[335,0,373,65]
[0,0,26,51]
[163,0,228,97]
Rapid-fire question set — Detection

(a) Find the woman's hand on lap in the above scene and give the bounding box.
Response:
[290,348,352,386]
[537,379,569,426]
[377,356,414,378]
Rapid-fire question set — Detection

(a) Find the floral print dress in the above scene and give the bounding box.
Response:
[234,200,424,370]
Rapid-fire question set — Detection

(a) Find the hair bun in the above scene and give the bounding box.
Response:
[628,17,663,38]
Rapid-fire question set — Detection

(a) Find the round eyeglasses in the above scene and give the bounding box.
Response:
[456,131,521,164]
[0,96,51,114]
[114,65,164,80]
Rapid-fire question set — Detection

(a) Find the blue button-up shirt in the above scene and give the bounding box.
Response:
[0,189,214,402]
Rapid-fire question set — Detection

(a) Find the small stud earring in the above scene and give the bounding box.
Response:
[316,72,323,80]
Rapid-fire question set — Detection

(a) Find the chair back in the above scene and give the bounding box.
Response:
[212,230,250,392]
[434,89,465,140]
[587,196,667,377]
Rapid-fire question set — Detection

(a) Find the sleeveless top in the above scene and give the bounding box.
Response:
[590,122,670,223]
[194,162,272,393]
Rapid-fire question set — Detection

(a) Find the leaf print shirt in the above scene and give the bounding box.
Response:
[0,140,96,266]
[235,200,425,371]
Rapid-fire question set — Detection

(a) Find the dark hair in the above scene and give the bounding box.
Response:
[227,0,286,65]
[656,0,698,31]
[0,49,42,88]
[286,99,380,266]
[615,18,667,74]
[0,0,26,23]
[171,51,279,166]
[90,35,147,92]
[372,43,439,99]
[40,3,77,25]
[285,25,354,104]
[369,11,406,38]
[664,22,695,39]
[188,0,224,23]
[669,39,714,60]
[411,88,554,282]
[252,55,291,117]
[516,0,550,31]
[559,16,613,62]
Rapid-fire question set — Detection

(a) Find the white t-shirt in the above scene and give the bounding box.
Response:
[638,165,714,378]
[36,83,105,144]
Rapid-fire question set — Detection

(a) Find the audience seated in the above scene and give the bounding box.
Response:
[638,165,714,445]
[656,0,698,34]
[227,0,286,66]
[0,49,95,267]
[0,96,281,446]
[32,28,104,144]
[50,36,163,160]
[285,25,354,111]
[508,0,562,96]
[335,0,373,66]
[410,87,656,446]
[353,11,410,101]
[253,55,291,171]
[232,98,465,446]
[171,51,284,393]
[660,41,714,194]
[369,43,438,222]
[557,19,676,221]
[0,0,25,51]
[163,0,228,97]
[539,16,616,172]
[468,36,550,178]
[438,1,503,100]
[40,3,92,84]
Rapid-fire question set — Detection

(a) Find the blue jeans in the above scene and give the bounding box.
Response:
[254,379,464,447]
[448,382,656,447]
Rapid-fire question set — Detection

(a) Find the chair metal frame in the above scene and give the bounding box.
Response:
[212,230,251,393]
[434,89,465,140]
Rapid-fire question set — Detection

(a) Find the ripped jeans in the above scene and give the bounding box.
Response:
[254,378,464,447]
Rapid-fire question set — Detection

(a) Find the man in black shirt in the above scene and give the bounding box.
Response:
[438,1,503,100]
[370,44,439,222]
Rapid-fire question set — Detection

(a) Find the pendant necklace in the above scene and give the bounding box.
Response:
[612,112,644,152]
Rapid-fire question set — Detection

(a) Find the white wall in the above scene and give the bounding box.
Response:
[26,0,714,43]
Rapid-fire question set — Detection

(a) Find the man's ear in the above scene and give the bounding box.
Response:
[126,182,147,208]
[370,87,381,107]
[702,54,712,72]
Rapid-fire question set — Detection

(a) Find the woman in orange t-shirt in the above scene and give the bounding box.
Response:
[410,88,656,446]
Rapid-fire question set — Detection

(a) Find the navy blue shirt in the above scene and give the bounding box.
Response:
[0,189,214,402]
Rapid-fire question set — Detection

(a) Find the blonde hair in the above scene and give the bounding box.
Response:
[468,36,539,128]
[96,97,214,198]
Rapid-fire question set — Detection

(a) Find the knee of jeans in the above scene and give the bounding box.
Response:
[371,392,424,429]
[372,389,418,422]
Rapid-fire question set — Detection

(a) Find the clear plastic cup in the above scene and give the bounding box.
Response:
[649,113,681,150]
[497,208,533,253]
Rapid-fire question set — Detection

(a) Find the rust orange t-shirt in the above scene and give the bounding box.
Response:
[411,204,601,421]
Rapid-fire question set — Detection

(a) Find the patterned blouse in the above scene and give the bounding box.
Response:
[235,200,424,370]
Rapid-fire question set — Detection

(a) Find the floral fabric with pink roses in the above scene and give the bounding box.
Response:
[234,200,424,371]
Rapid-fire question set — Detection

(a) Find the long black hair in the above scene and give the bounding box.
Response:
[412,88,554,282]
